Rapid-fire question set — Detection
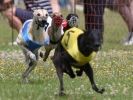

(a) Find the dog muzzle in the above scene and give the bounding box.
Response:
[35,20,48,30]
[53,16,63,27]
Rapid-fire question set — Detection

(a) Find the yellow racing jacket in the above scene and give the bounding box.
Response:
[61,27,96,65]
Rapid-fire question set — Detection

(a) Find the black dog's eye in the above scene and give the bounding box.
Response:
[37,13,40,16]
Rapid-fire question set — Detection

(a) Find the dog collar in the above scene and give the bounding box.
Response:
[50,38,60,44]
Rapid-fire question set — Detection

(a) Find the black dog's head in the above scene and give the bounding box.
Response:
[86,29,102,51]
[80,29,102,53]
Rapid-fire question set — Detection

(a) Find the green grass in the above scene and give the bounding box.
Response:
[0,9,133,100]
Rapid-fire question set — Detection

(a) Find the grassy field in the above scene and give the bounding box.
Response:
[0,8,133,100]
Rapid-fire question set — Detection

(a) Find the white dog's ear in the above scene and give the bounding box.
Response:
[49,13,52,17]
[42,9,48,17]
[33,9,49,19]
[33,9,38,16]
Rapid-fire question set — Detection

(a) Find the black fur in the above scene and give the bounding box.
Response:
[0,0,4,4]
[52,28,105,96]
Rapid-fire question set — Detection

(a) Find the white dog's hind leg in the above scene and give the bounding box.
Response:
[22,60,37,83]
[22,50,38,83]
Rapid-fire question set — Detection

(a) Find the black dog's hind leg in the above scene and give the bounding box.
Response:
[76,68,83,76]
[52,55,66,96]
[22,51,38,83]
[55,66,66,96]
[83,63,105,94]
[63,63,75,78]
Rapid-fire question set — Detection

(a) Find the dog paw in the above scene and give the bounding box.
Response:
[21,78,29,84]
[30,53,36,61]
[29,61,34,66]
[59,92,66,96]
[98,88,105,94]
[70,74,76,78]
[92,85,105,94]
[76,70,83,76]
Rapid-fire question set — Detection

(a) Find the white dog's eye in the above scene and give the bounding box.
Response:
[46,14,48,17]
[37,13,40,16]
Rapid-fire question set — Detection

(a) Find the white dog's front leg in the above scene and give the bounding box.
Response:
[18,43,37,61]
[27,51,37,61]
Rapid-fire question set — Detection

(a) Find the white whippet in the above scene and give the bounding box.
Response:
[17,9,52,83]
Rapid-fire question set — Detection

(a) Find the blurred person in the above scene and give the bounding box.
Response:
[59,0,75,12]
[14,0,21,5]
[83,0,133,46]
[50,0,60,13]
[0,0,23,32]
[0,0,60,32]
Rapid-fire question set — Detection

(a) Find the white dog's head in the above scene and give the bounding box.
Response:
[33,9,49,28]
[33,9,49,21]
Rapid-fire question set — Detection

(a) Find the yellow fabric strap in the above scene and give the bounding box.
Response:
[61,27,96,65]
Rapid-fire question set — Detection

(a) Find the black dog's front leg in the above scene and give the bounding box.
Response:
[83,63,105,94]
[52,53,66,96]
[76,68,83,76]
[43,48,52,61]
[40,46,53,61]
[56,67,65,96]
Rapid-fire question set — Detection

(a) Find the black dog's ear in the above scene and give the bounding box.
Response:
[91,29,103,42]
[84,30,92,38]
[86,29,102,40]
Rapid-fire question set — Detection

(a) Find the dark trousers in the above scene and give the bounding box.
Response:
[84,0,106,42]
[84,0,106,30]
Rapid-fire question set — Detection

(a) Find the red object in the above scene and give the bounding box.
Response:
[62,20,68,28]
[53,15,63,27]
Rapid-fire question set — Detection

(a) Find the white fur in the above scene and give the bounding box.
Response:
[16,9,53,83]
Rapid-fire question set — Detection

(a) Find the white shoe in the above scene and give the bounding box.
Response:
[123,36,133,45]
[13,41,18,45]
[123,32,133,45]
